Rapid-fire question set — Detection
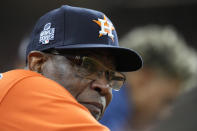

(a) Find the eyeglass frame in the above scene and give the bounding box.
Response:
[44,50,126,91]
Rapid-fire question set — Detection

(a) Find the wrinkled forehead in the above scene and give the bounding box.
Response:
[55,49,116,70]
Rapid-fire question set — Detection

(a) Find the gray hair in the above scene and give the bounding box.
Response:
[120,25,197,92]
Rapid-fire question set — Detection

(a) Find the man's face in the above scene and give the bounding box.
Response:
[37,50,115,120]
[126,67,181,129]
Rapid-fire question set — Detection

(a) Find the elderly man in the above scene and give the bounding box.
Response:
[0,5,142,131]
[120,25,197,131]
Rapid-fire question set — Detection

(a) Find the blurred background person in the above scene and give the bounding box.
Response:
[120,25,197,131]
[153,86,197,131]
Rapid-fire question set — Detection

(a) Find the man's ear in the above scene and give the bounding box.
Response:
[27,51,48,73]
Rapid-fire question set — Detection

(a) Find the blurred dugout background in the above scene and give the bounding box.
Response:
[0,0,197,72]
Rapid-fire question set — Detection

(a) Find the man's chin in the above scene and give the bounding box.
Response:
[91,111,101,120]
[81,103,102,120]
[87,107,102,120]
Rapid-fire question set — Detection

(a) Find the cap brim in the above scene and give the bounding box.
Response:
[55,44,143,72]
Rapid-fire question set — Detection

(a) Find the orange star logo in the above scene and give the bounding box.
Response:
[93,15,115,41]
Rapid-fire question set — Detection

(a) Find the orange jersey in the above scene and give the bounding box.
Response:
[0,69,109,131]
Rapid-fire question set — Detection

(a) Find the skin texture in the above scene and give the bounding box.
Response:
[125,67,181,130]
[28,50,115,120]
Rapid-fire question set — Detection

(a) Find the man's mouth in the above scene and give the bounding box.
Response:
[79,101,103,114]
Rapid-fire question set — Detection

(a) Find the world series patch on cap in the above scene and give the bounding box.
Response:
[26,5,143,72]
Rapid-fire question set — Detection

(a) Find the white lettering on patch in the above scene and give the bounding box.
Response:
[39,23,55,44]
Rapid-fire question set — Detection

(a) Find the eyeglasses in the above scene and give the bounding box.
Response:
[48,50,126,91]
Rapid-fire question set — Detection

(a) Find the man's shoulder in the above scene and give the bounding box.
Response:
[0,69,74,104]
[1,69,42,77]
[0,69,43,91]
[0,70,40,103]
[0,69,42,82]
[18,73,73,99]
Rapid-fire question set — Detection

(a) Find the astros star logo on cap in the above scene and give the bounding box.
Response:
[93,15,115,41]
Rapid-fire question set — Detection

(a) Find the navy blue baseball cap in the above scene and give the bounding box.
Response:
[26,5,142,72]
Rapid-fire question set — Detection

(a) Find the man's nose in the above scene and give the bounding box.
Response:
[90,76,112,96]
